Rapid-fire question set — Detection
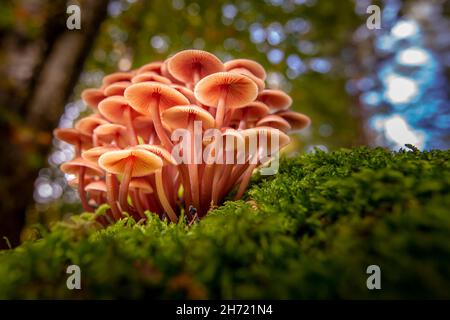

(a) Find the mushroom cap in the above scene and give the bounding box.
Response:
[228,68,265,92]
[124,82,190,115]
[161,59,182,84]
[98,148,163,177]
[137,61,163,75]
[75,116,109,136]
[162,105,215,131]
[82,146,119,163]
[61,157,104,176]
[224,58,266,80]
[54,128,92,146]
[242,127,291,150]
[256,114,292,132]
[98,95,143,124]
[170,84,196,103]
[67,176,94,188]
[81,88,106,109]
[131,72,171,85]
[194,72,258,109]
[103,81,132,96]
[93,123,128,147]
[231,101,269,122]
[136,144,177,166]
[102,72,134,86]
[167,49,224,84]
[276,110,311,131]
[129,177,153,193]
[257,89,292,111]
[85,180,107,193]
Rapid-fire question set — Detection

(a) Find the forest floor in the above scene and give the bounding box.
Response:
[0,146,449,299]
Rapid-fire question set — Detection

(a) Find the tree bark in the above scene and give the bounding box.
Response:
[0,0,109,249]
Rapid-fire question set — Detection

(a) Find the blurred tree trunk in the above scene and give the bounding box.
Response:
[0,0,109,249]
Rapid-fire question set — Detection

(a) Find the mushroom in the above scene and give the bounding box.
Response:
[103,81,132,96]
[167,49,224,86]
[53,128,92,156]
[257,89,292,112]
[230,101,269,130]
[98,96,143,146]
[211,128,245,207]
[162,105,215,210]
[137,61,163,74]
[234,127,290,199]
[102,72,134,86]
[224,58,267,80]
[256,114,292,132]
[129,177,154,219]
[275,110,311,131]
[131,72,171,84]
[194,72,258,128]
[132,115,157,144]
[93,123,129,148]
[135,144,179,222]
[227,68,265,92]
[74,115,109,146]
[82,146,119,163]
[61,157,104,212]
[85,180,107,206]
[170,84,196,104]
[98,148,163,215]
[124,82,189,149]
[81,88,106,109]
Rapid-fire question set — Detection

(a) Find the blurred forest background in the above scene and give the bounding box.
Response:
[0,0,448,248]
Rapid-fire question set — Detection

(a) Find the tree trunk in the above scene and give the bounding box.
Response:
[0,0,109,249]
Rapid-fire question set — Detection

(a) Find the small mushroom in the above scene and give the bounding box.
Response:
[167,49,224,86]
[256,114,292,132]
[257,89,292,112]
[234,127,290,199]
[99,148,163,214]
[131,72,172,84]
[53,128,92,156]
[136,61,163,75]
[124,82,189,149]
[135,144,179,222]
[231,101,269,129]
[103,81,132,96]
[275,110,311,131]
[102,72,134,86]
[93,123,129,148]
[98,96,143,145]
[81,88,106,109]
[61,157,104,212]
[194,72,258,128]
[224,58,267,80]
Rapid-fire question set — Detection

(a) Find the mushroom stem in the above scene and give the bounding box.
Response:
[238,110,248,130]
[131,189,145,219]
[77,167,93,212]
[118,157,135,213]
[215,89,227,128]
[106,173,122,220]
[155,170,178,222]
[150,97,173,150]
[188,117,200,210]
[125,108,138,146]
[234,148,261,200]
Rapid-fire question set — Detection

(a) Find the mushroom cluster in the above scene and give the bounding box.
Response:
[54,50,310,225]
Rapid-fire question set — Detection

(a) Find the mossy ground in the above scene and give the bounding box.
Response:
[1,146,449,299]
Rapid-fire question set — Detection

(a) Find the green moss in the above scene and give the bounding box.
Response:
[1,146,449,299]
